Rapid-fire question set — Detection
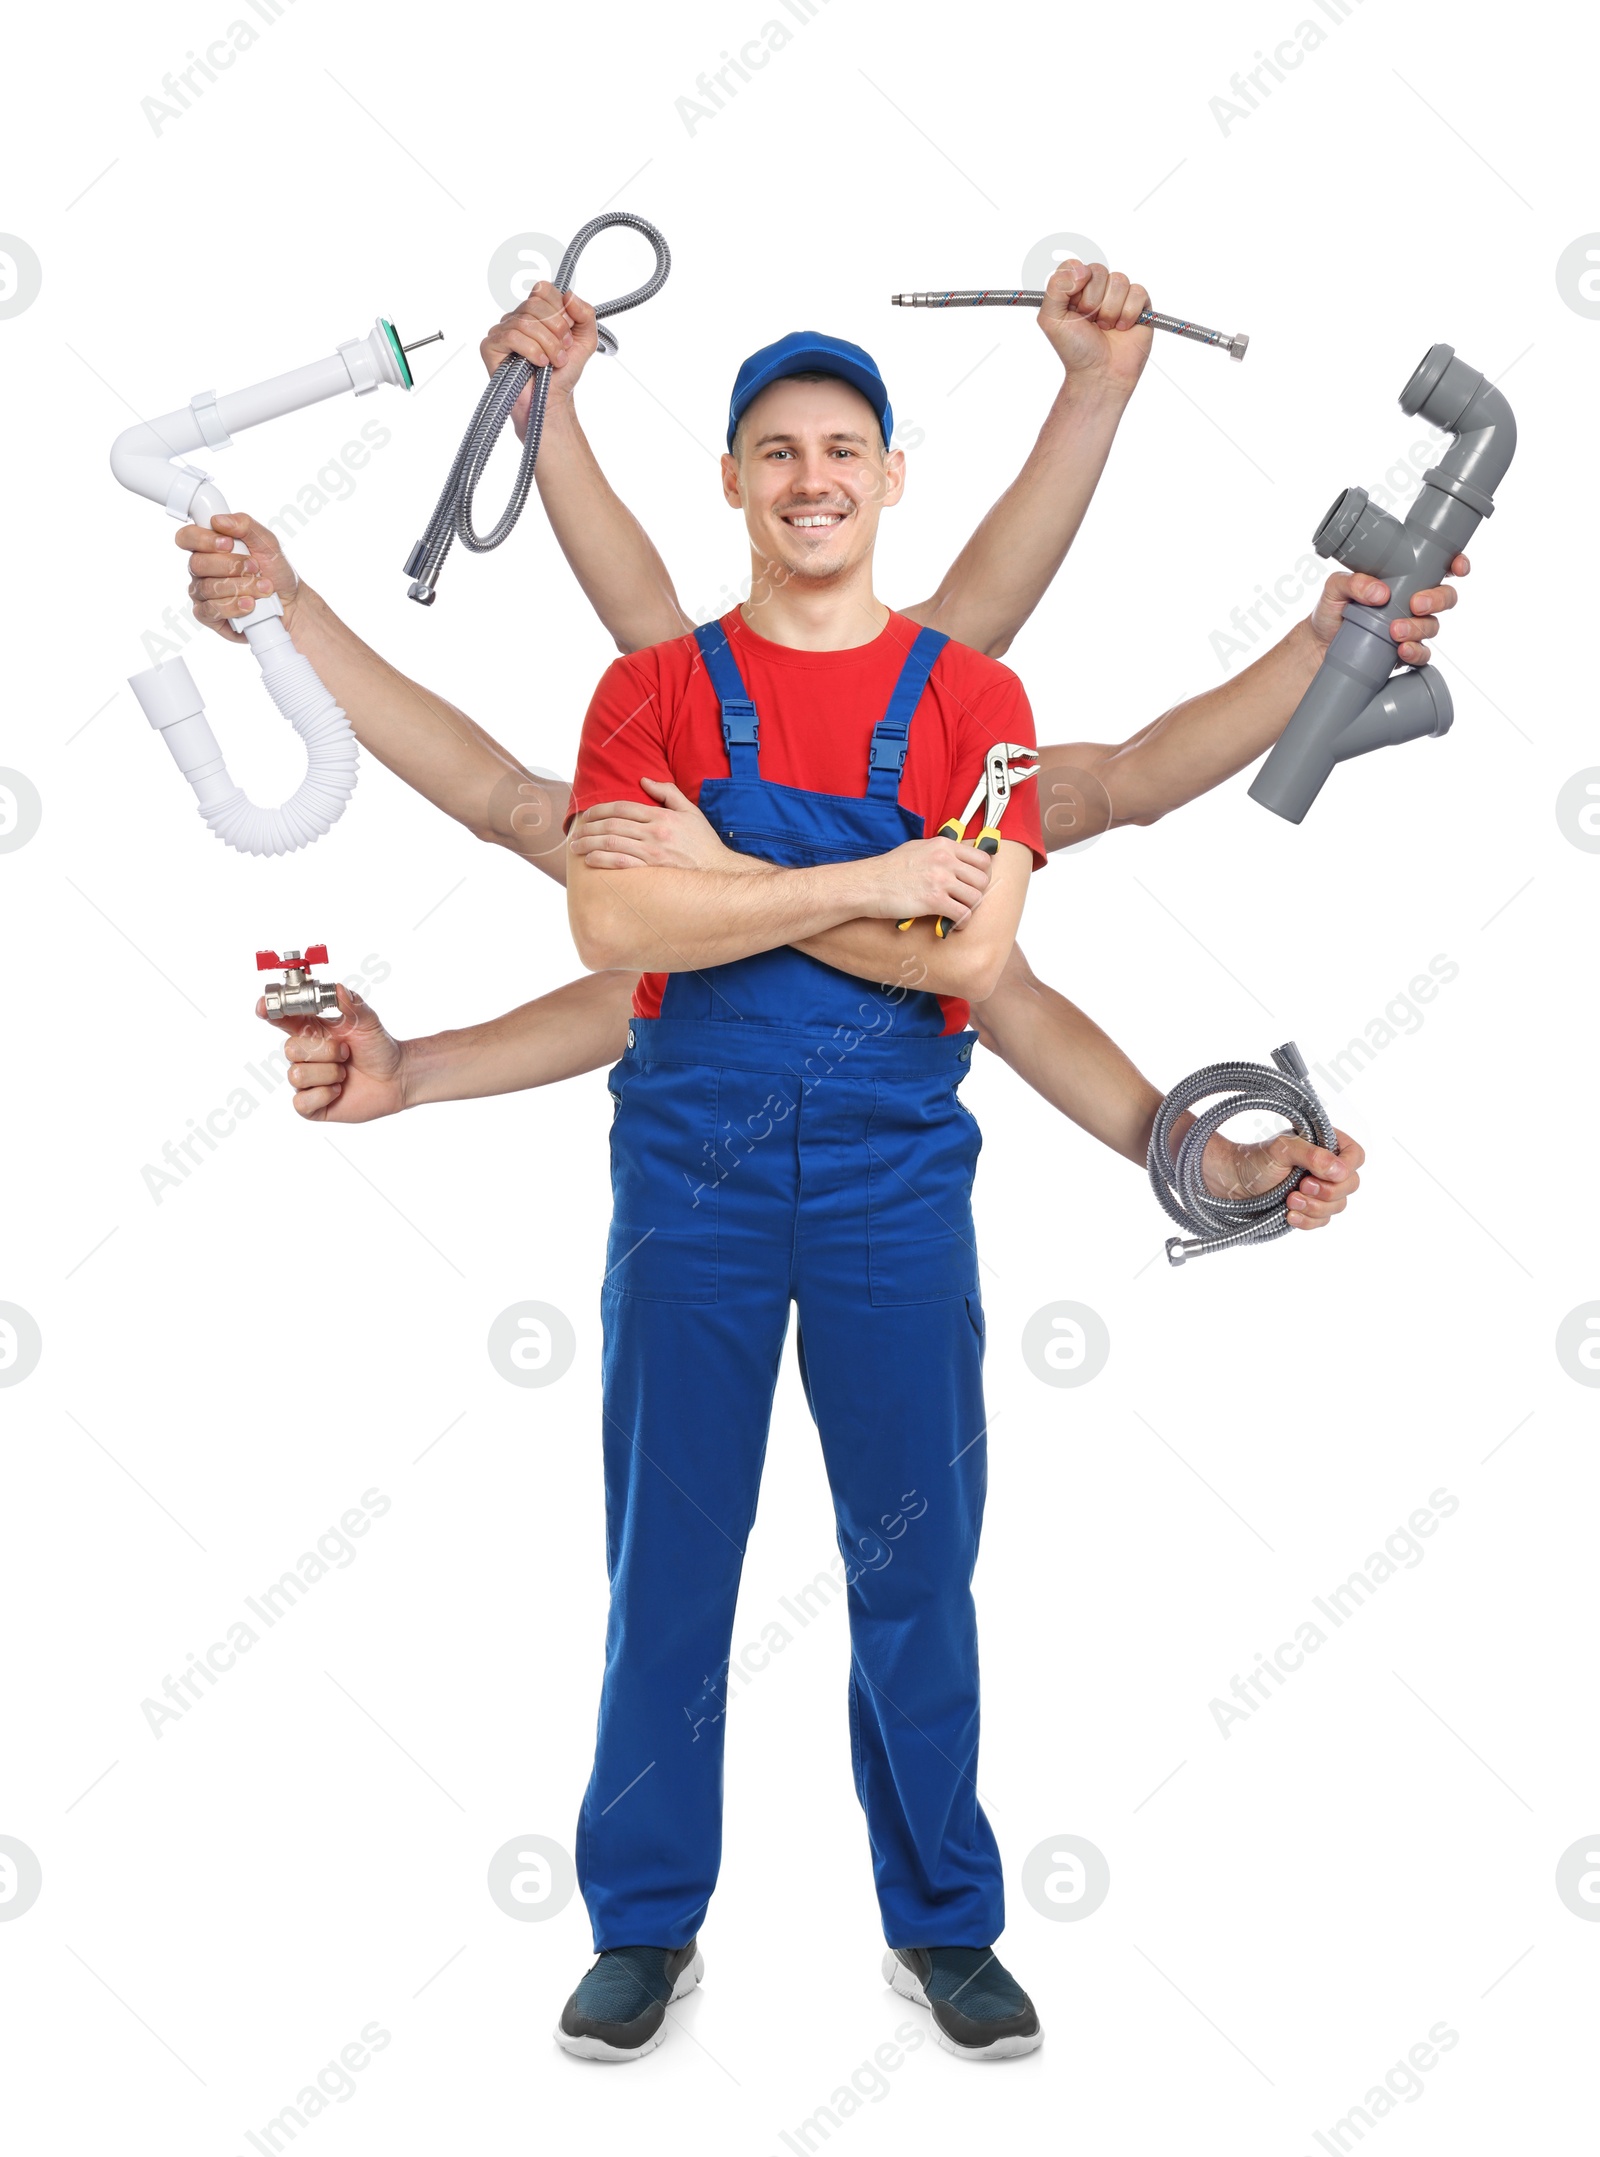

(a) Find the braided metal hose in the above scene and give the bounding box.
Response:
[1149,1041,1338,1267]
[891,290,1247,359]
[404,212,671,604]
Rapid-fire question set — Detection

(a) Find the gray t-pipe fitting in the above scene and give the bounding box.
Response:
[1249,344,1515,823]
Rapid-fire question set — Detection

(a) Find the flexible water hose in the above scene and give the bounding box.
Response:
[891,289,1247,360]
[1148,1041,1338,1266]
[208,616,358,854]
[129,608,360,857]
[404,212,672,604]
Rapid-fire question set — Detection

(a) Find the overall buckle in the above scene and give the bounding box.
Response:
[721,698,759,748]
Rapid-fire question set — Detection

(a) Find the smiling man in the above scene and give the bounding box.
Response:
[553,330,1048,2063]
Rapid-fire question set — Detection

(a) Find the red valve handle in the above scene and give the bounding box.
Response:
[255,944,330,971]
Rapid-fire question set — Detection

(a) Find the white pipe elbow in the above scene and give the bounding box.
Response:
[109,410,212,520]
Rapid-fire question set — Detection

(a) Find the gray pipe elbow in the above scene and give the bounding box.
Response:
[1400,342,1517,498]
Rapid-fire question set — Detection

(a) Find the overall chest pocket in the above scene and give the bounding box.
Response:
[605,1064,721,1304]
[865,1075,981,1306]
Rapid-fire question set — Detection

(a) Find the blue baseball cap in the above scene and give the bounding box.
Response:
[726,330,893,452]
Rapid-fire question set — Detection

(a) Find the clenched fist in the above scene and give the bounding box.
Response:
[258,983,407,1123]
[482,281,602,440]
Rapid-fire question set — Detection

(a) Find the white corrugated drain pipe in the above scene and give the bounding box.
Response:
[110,318,434,855]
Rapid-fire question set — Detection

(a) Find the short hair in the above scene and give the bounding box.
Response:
[731,370,889,459]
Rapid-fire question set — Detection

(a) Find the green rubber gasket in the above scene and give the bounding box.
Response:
[380,318,413,390]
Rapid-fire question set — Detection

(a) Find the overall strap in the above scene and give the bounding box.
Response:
[694,620,761,781]
[866,625,949,800]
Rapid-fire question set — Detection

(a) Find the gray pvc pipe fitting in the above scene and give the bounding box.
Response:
[1249,343,1515,823]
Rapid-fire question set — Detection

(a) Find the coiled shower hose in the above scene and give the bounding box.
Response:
[404,212,672,604]
[1148,1041,1338,1266]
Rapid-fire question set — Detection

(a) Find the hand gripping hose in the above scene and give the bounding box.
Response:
[404,212,671,605]
[1148,1042,1338,1267]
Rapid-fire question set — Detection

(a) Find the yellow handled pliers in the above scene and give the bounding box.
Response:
[899,742,1040,937]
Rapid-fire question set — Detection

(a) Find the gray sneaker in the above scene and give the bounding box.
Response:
[883,1945,1042,2060]
[555,1941,704,2062]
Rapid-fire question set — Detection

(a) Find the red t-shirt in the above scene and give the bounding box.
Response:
[567,608,1046,1033]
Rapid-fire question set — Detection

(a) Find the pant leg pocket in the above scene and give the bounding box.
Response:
[866,1077,981,1306]
[606,1064,721,1304]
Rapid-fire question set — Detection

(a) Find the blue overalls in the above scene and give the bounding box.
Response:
[577,618,1006,1951]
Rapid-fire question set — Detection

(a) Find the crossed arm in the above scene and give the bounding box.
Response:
[566,824,1032,1005]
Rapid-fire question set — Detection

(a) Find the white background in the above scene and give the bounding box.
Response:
[3,0,1596,2149]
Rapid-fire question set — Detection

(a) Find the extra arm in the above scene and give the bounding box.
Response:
[968,946,1362,1227]
[180,513,575,881]
[1033,566,1469,848]
[485,286,694,654]
[402,969,635,1105]
[1037,624,1328,843]
[968,944,1165,1161]
[266,969,637,1123]
[898,260,1151,657]
[533,392,696,653]
[900,369,1134,658]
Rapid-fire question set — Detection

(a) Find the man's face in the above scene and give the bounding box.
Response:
[722,376,904,586]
